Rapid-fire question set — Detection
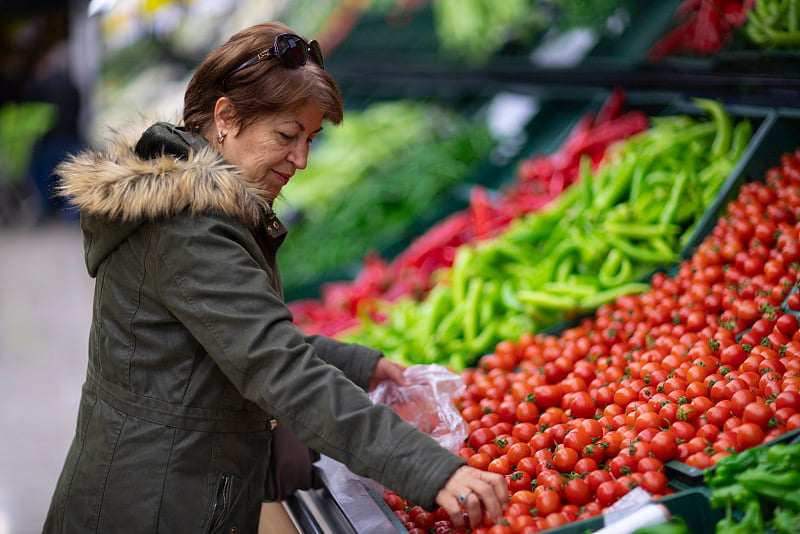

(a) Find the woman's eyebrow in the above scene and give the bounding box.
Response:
[285,120,323,134]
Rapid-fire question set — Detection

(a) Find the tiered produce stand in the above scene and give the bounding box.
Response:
[269,1,800,533]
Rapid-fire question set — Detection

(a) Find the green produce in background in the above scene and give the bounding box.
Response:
[744,0,800,48]
[0,101,56,184]
[342,99,753,371]
[705,442,800,534]
[276,100,494,297]
[431,0,632,64]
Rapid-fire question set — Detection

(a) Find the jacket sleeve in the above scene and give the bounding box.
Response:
[305,334,381,391]
[152,214,464,509]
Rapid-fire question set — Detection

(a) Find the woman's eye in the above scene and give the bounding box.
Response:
[278,132,295,141]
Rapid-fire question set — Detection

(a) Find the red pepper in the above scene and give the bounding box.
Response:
[567,111,650,160]
[469,186,493,239]
[649,0,746,60]
[676,0,702,18]
[722,0,751,26]
[693,0,725,54]
[648,20,696,60]
[391,211,470,271]
[594,86,627,126]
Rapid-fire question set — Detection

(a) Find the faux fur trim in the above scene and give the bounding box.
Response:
[55,127,273,228]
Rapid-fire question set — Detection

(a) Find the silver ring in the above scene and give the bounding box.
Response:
[457,492,469,504]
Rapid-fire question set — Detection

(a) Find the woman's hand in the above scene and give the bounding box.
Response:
[368,357,408,391]
[435,465,509,529]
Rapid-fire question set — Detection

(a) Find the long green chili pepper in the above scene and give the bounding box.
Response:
[598,249,633,288]
[693,98,732,156]
[463,278,484,342]
[659,169,688,226]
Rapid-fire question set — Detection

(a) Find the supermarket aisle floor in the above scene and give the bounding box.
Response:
[0,222,92,534]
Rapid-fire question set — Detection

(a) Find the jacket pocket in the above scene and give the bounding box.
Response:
[207,474,234,533]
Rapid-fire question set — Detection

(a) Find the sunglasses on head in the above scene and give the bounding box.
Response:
[222,33,324,89]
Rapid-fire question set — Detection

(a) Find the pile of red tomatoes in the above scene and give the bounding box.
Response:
[384,151,800,534]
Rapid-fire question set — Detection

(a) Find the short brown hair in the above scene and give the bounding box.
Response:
[183,21,343,133]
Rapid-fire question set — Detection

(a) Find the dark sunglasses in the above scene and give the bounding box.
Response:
[222,33,324,89]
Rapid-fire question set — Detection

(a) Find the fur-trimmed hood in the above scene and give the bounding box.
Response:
[56,124,274,226]
[56,123,283,277]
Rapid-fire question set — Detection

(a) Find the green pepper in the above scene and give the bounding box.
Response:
[603,221,680,238]
[772,505,800,534]
[728,120,753,160]
[450,246,474,307]
[706,446,761,487]
[740,471,800,503]
[578,282,651,311]
[604,233,676,264]
[598,249,633,288]
[708,443,800,534]
[463,278,484,342]
[693,98,732,157]
[633,517,690,534]
[516,289,577,310]
[716,499,763,534]
[659,170,688,226]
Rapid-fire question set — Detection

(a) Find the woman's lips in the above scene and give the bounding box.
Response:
[274,171,291,185]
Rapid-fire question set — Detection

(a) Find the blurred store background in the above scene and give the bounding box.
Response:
[1,0,799,532]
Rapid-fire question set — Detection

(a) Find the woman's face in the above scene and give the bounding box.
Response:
[215,100,324,200]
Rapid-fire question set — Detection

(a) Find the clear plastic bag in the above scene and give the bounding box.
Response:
[368,364,468,452]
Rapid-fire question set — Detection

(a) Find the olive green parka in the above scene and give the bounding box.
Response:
[43,123,465,533]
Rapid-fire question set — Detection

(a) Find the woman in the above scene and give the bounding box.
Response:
[44,21,508,533]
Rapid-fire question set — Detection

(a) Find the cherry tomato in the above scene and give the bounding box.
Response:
[608,454,636,478]
[534,490,561,517]
[776,391,800,412]
[564,478,592,506]
[488,456,512,476]
[640,470,668,495]
[649,430,679,462]
[570,391,597,419]
[742,402,774,429]
[469,428,496,450]
[507,470,534,493]
[595,480,618,507]
[505,442,532,467]
[736,422,766,450]
[585,468,613,491]
[551,446,579,473]
[467,452,492,470]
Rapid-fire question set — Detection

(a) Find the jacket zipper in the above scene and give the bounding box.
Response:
[208,474,232,533]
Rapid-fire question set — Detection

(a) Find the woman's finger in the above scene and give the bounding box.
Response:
[470,475,506,523]
[439,492,465,529]
[462,490,481,530]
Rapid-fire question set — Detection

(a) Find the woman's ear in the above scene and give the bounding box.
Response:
[213,96,236,133]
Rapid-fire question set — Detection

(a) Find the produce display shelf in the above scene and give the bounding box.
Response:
[648,27,800,78]
[666,427,800,487]
[579,0,682,71]
[536,487,723,534]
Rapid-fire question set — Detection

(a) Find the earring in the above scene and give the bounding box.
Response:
[217,131,226,144]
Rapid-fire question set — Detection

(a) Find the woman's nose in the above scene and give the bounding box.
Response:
[287,143,309,169]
